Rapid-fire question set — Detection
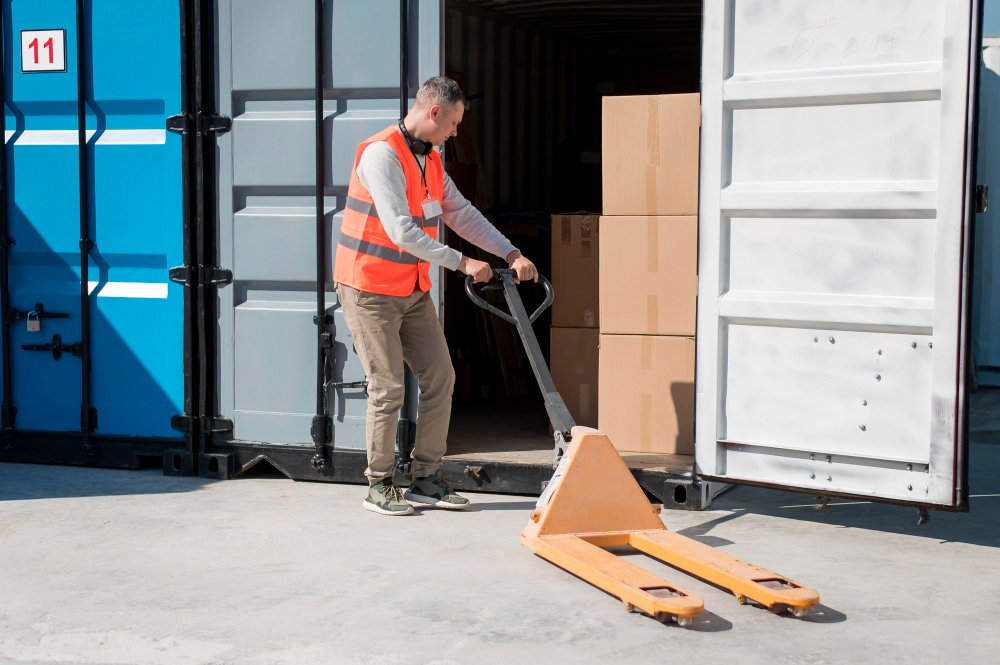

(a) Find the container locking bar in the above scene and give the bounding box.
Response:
[75,0,97,454]
[10,302,70,322]
[309,0,334,472]
[393,0,421,475]
[21,334,83,361]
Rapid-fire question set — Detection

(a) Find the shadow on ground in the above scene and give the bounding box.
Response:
[699,438,1000,549]
[0,463,215,501]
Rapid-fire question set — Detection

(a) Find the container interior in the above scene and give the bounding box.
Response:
[439,0,702,466]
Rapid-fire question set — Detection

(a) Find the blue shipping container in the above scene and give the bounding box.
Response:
[1,0,185,460]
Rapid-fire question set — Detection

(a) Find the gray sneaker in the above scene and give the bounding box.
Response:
[404,471,471,509]
[363,479,414,516]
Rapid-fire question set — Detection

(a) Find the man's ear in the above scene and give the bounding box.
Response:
[428,103,442,121]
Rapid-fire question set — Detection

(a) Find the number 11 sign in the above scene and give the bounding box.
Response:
[21,30,67,73]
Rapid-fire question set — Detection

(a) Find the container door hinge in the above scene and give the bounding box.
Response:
[206,417,234,434]
[166,113,232,136]
[170,415,193,433]
[170,414,233,435]
[976,184,989,214]
[168,265,233,287]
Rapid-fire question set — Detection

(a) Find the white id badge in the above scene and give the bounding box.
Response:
[421,197,443,220]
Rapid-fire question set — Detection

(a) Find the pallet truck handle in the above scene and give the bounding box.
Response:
[464,269,554,325]
[464,268,575,459]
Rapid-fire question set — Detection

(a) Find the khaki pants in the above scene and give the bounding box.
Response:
[336,283,455,484]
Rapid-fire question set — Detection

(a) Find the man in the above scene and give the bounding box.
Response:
[334,76,537,516]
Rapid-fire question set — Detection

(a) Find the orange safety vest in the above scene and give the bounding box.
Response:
[333,124,444,296]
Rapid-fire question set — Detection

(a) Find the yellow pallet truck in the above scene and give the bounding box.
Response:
[466,270,819,627]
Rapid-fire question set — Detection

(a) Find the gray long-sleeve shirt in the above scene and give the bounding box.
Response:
[356,141,517,272]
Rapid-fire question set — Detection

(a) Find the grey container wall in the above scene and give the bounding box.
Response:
[213,0,441,447]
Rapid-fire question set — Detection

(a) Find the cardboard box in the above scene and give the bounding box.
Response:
[551,213,599,328]
[602,93,700,216]
[549,327,599,428]
[598,334,694,454]
[599,216,697,335]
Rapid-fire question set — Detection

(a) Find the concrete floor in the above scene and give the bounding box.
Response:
[1,392,998,665]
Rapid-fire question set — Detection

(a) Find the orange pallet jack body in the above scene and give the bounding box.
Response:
[522,426,819,625]
[465,271,819,626]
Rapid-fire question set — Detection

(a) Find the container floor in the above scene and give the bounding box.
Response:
[446,398,694,474]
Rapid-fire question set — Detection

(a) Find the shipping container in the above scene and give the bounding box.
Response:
[0,0,989,512]
[0,0,188,469]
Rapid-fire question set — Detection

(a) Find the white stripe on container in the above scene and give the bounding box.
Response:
[4,129,166,145]
[87,282,169,299]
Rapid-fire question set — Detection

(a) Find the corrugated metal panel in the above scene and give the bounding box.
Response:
[445,2,584,212]
[697,0,978,507]
[214,0,442,446]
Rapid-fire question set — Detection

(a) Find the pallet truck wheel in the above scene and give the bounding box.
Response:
[676,616,694,628]
[624,602,635,613]
[790,606,810,618]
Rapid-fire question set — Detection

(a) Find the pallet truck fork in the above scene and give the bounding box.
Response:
[466,270,820,626]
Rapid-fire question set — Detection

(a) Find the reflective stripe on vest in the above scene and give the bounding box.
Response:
[333,125,445,296]
[344,195,439,230]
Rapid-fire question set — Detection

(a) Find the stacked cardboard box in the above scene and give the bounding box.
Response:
[598,93,700,455]
[548,213,600,427]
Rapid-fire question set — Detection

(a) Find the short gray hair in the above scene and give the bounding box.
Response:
[415,76,466,109]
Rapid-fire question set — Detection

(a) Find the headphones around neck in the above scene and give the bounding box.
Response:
[398,120,432,156]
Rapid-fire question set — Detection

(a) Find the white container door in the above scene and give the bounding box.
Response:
[696,0,981,508]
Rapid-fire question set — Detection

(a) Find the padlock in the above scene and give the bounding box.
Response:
[26,311,41,333]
